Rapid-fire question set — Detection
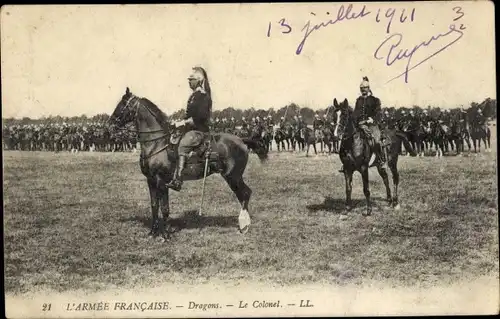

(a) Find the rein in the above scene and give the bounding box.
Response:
[114,94,173,160]
[116,95,168,139]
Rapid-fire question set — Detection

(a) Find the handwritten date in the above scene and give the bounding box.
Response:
[374,7,466,83]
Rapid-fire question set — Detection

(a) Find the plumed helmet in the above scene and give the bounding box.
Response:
[401,110,406,114]
[281,116,285,120]
[360,76,370,88]
[188,66,211,96]
[478,109,482,113]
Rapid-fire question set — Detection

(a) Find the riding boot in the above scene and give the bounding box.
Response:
[166,155,186,191]
[377,144,387,169]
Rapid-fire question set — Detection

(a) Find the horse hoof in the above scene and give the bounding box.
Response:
[148,231,157,238]
[239,225,250,234]
[362,209,372,216]
[394,204,401,211]
[238,209,251,234]
[340,214,348,221]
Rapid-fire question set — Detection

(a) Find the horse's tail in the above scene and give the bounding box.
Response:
[242,137,268,162]
[395,130,417,156]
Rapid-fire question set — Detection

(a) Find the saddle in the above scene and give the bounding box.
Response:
[169,129,220,166]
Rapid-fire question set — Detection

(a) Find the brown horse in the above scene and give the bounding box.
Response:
[334,98,416,215]
[109,88,268,241]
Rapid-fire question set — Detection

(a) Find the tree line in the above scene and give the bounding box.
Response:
[3,97,496,126]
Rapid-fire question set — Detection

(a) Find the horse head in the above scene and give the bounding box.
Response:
[109,87,171,139]
[109,87,139,129]
[332,98,352,139]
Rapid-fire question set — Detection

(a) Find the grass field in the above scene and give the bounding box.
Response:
[3,134,498,297]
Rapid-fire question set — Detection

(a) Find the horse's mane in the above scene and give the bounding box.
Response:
[139,98,171,131]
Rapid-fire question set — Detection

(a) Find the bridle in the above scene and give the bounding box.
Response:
[114,94,171,144]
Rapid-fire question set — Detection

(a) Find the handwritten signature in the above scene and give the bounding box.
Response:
[374,23,465,83]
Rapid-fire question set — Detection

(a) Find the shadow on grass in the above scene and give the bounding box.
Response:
[306,196,388,214]
[120,210,237,231]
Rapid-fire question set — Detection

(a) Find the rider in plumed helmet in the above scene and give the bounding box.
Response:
[166,66,212,191]
[340,76,385,173]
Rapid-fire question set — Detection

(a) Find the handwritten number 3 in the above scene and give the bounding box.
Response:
[453,7,464,21]
[279,19,292,34]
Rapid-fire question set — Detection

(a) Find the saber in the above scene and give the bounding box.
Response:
[325,105,331,118]
[198,156,209,216]
[283,104,289,120]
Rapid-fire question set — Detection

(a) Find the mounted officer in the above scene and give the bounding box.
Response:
[473,108,486,126]
[166,66,212,192]
[339,76,385,173]
[298,115,306,130]
[265,115,274,129]
[291,115,300,130]
[380,109,390,130]
[312,114,324,130]
[241,116,249,130]
[408,109,420,130]
[278,116,286,128]
[229,117,236,132]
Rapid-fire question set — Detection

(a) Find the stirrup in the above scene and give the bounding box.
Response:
[166,178,182,191]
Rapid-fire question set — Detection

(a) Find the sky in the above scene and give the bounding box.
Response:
[1,2,496,119]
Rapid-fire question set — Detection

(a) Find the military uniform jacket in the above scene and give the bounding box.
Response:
[474,114,486,126]
[185,88,212,132]
[353,95,382,124]
[313,119,324,129]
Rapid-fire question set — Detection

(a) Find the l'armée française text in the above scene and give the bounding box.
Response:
[66,301,170,312]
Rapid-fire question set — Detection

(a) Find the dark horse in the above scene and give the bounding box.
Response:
[334,98,416,215]
[274,125,291,151]
[300,127,322,156]
[470,122,491,153]
[109,88,268,240]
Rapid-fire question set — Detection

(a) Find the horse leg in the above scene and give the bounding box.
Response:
[388,160,400,209]
[305,143,309,157]
[465,137,471,151]
[343,170,353,214]
[361,167,372,216]
[159,188,172,241]
[147,179,161,237]
[377,164,392,206]
[313,143,317,155]
[224,176,252,234]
